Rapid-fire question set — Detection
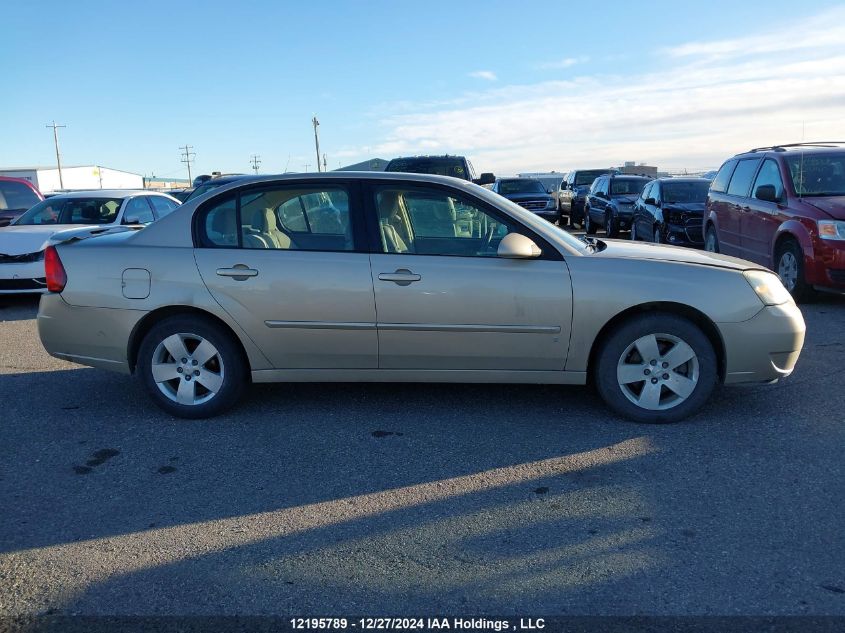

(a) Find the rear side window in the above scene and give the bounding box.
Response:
[123,197,154,224]
[710,160,737,193]
[150,196,179,218]
[0,181,40,211]
[726,159,761,197]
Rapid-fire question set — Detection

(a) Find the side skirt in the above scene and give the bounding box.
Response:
[251,369,587,385]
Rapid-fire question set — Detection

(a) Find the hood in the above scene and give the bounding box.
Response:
[590,238,757,271]
[504,192,553,202]
[804,196,845,220]
[0,224,102,255]
[662,202,705,214]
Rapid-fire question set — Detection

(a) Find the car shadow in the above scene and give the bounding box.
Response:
[0,295,40,322]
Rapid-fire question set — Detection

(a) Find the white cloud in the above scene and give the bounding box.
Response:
[468,70,498,81]
[539,56,589,70]
[357,9,845,174]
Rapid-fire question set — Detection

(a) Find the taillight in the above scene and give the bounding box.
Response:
[44,246,67,293]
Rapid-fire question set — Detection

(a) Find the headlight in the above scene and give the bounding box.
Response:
[545,199,555,209]
[818,220,845,240]
[743,270,792,305]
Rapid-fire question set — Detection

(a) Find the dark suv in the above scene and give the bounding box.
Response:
[490,178,558,223]
[705,142,845,300]
[384,155,494,185]
[584,174,651,237]
[559,168,617,227]
[631,177,710,247]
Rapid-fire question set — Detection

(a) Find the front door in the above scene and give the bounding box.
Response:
[366,183,572,371]
[193,181,378,369]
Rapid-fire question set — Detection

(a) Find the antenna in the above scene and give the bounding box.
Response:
[799,121,805,199]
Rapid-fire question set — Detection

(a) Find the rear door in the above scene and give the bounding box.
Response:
[366,181,572,371]
[741,158,787,267]
[193,181,378,369]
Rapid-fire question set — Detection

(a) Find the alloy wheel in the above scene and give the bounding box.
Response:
[778,251,798,292]
[151,333,225,406]
[616,333,700,411]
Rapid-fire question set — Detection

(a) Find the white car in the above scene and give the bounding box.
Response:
[0,190,180,294]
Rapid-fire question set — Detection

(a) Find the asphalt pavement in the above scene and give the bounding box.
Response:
[0,292,843,617]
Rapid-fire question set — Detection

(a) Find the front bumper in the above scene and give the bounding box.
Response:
[0,261,47,294]
[806,238,845,291]
[719,301,806,384]
[662,220,705,248]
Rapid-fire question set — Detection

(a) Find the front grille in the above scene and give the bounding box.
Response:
[828,269,845,284]
[0,251,43,264]
[517,200,549,211]
[0,277,47,290]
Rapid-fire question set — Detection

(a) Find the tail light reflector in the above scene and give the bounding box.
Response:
[44,246,67,292]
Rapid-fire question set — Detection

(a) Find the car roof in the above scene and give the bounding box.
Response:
[608,174,651,179]
[736,142,845,157]
[387,155,466,161]
[654,177,710,183]
[43,190,168,200]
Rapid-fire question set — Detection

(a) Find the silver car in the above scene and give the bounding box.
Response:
[0,190,180,294]
[37,173,806,423]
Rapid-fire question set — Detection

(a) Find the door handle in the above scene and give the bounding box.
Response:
[378,269,421,286]
[216,264,259,280]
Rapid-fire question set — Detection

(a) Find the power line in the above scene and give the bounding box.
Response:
[179,145,196,184]
[250,154,261,174]
[45,121,66,189]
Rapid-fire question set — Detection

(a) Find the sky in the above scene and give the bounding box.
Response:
[2,0,845,180]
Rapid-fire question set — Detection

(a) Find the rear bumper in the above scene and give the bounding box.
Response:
[37,293,143,374]
[0,261,47,293]
[719,301,806,384]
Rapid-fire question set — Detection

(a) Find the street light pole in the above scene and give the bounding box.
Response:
[312,116,321,172]
[46,121,66,189]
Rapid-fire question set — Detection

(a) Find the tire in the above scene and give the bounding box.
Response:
[137,315,247,419]
[653,225,662,244]
[584,208,597,235]
[594,313,718,424]
[775,238,814,302]
[606,212,618,238]
[704,225,719,253]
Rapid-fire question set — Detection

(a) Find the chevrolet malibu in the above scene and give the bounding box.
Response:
[37,173,806,423]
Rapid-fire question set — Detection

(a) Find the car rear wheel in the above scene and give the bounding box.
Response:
[137,315,247,419]
[776,239,814,302]
[704,226,719,253]
[594,313,718,423]
[584,208,597,235]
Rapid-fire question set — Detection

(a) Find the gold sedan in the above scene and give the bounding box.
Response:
[37,173,805,423]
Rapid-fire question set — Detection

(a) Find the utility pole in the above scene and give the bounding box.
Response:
[322,153,327,172]
[179,145,195,184]
[312,116,321,172]
[250,154,261,174]
[46,121,66,189]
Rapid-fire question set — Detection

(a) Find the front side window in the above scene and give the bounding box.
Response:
[589,178,603,194]
[726,159,761,197]
[752,159,785,201]
[375,187,514,257]
[14,197,122,225]
[123,197,154,224]
[201,186,353,251]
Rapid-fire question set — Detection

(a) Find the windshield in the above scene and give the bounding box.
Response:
[14,197,123,225]
[0,181,41,211]
[662,181,710,203]
[498,179,546,195]
[385,157,468,180]
[610,179,648,196]
[575,170,608,186]
[786,153,845,196]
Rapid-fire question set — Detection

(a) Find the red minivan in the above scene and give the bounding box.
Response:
[705,143,845,301]
[0,176,44,227]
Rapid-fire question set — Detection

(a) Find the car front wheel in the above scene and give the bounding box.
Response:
[584,208,597,235]
[137,315,247,419]
[594,313,718,423]
[776,239,814,302]
[606,212,619,238]
[704,226,719,253]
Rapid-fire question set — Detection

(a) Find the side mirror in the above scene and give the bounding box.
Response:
[644,197,656,206]
[474,172,496,186]
[755,184,780,203]
[497,233,542,259]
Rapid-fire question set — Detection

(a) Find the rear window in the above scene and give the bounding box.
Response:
[710,160,737,193]
[0,181,40,211]
[385,158,468,180]
[726,159,761,197]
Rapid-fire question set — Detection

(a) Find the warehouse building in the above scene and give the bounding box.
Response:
[0,165,144,194]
